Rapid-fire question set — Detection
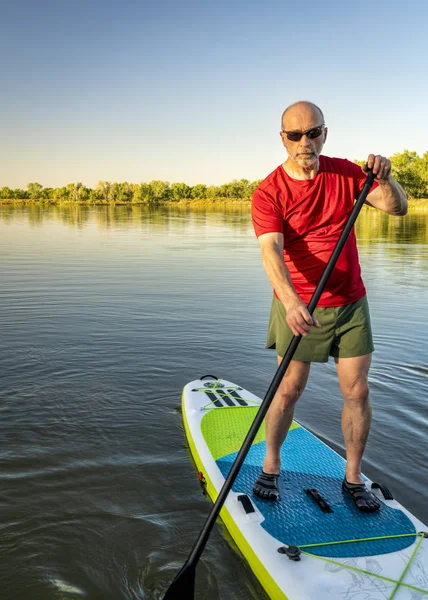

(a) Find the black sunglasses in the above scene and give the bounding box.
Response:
[281,125,325,142]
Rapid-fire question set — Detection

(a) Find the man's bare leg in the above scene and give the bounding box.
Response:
[253,358,310,500]
[336,353,380,511]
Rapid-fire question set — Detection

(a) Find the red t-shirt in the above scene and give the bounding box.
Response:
[252,156,378,307]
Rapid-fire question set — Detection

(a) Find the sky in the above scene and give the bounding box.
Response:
[1,0,428,189]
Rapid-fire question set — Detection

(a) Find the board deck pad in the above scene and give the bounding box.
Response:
[183,378,428,599]
[214,414,416,557]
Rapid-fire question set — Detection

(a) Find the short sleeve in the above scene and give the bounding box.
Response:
[251,187,284,238]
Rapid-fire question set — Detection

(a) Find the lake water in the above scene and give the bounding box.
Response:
[0,204,427,600]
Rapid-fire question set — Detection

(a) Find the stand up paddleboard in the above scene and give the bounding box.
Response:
[182,375,428,600]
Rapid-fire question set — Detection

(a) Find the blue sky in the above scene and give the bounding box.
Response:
[1,0,427,188]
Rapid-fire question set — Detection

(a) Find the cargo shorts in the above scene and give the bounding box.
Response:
[266,295,374,362]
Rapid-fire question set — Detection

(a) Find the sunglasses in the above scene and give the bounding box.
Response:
[281,125,325,142]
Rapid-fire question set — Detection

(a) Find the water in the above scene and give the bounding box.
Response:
[0,204,427,600]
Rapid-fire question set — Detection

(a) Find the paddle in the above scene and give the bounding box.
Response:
[163,170,375,600]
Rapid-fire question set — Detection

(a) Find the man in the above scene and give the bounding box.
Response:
[251,101,407,512]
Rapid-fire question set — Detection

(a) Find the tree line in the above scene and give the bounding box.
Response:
[0,179,262,204]
[1,150,427,203]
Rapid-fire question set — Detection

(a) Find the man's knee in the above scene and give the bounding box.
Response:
[275,359,310,410]
[343,379,370,405]
[277,380,306,409]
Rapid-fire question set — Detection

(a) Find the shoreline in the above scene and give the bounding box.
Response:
[0,198,252,207]
[1,199,428,210]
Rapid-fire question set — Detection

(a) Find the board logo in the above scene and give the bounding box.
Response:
[203,381,225,388]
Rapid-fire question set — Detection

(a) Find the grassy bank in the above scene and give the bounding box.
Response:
[1,198,428,210]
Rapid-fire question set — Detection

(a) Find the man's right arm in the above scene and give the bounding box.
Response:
[258,232,320,337]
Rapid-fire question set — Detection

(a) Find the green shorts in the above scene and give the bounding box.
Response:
[266,295,374,362]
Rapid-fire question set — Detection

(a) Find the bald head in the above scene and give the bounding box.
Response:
[281,101,324,131]
[279,101,327,173]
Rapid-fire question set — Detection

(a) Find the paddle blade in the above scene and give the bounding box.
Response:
[163,562,195,600]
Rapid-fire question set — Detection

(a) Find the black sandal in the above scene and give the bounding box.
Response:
[342,478,381,513]
[253,471,280,501]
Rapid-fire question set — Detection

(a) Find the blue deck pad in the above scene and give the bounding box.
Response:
[216,427,416,558]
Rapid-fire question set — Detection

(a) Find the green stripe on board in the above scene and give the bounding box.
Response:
[201,406,299,461]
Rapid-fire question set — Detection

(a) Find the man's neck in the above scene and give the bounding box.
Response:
[282,157,320,180]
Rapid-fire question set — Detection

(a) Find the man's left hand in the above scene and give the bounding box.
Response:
[362,154,392,184]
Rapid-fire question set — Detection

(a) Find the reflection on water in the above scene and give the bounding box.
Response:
[2,202,428,244]
[0,204,427,600]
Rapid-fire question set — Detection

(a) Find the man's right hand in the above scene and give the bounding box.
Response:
[283,297,320,337]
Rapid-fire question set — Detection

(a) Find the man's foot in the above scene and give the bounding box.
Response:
[253,471,280,501]
[342,478,381,512]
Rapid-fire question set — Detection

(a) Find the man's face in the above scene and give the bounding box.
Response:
[280,107,327,168]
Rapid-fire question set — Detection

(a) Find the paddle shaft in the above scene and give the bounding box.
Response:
[164,171,375,598]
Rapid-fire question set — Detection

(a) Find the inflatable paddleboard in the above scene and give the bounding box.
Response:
[182,376,428,600]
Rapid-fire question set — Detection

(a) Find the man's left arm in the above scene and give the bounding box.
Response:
[362,153,408,216]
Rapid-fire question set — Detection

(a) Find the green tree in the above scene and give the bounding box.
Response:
[206,185,220,199]
[191,184,207,199]
[390,150,424,198]
[0,187,14,199]
[116,182,133,203]
[170,182,192,201]
[131,183,153,203]
[149,180,170,202]
[41,187,54,200]
[141,183,155,204]
[53,187,70,201]
[66,183,87,202]
[229,179,253,198]
[413,151,428,197]
[96,181,112,202]
[217,181,237,198]
[27,182,43,199]
[14,189,29,199]
[89,188,103,203]
[109,182,120,202]
[247,179,263,196]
